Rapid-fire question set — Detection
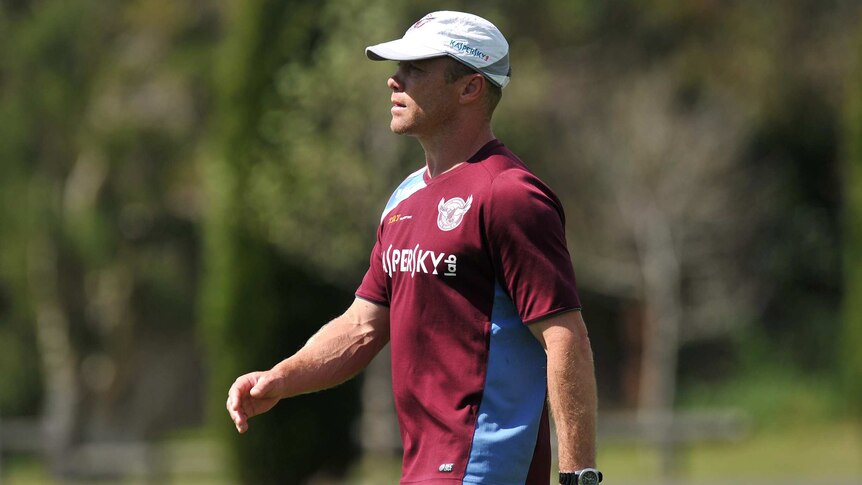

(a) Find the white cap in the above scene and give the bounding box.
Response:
[365,11,511,88]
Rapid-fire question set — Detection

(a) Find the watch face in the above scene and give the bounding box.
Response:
[578,470,599,485]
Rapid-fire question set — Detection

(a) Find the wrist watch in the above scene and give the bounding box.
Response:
[559,468,603,485]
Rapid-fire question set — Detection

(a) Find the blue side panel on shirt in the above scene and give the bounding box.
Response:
[463,283,548,484]
[380,167,427,222]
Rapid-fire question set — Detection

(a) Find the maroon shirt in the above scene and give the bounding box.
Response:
[357,140,580,484]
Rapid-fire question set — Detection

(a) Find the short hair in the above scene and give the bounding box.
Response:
[444,58,502,118]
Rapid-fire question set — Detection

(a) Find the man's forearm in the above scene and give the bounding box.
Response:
[546,316,598,471]
[269,300,390,398]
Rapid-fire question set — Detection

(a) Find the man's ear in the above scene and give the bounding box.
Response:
[459,74,485,105]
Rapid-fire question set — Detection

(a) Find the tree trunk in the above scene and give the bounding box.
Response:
[27,232,79,476]
[631,198,683,474]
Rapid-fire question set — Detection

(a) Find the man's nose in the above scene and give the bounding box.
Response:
[388,74,403,92]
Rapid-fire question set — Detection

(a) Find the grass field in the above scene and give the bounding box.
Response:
[597,420,862,482]
[3,419,860,484]
[344,420,862,484]
[5,367,860,485]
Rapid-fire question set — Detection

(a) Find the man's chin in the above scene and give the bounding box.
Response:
[390,122,411,135]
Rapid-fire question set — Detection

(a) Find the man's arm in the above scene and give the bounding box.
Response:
[529,310,598,472]
[227,297,390,433]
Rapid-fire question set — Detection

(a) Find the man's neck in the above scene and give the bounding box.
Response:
[418,123,495,178]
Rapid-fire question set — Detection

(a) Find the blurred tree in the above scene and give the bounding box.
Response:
[484,0,859,472]
[844,20,862,421]
[0,0,216,478]
[0,3,44,421]
[201,0,409,482]
[546,59,752,474]
[0,1,112,472]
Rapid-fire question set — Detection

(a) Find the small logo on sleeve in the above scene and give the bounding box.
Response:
[438,463,454,473]
[437,195,473,231]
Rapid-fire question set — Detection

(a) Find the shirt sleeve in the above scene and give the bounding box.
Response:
[355,224,390,307]
[486,169,581,324]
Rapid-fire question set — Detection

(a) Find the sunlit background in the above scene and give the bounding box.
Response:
[1,0,861,483]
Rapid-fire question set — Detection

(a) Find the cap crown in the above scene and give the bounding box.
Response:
[366,11,511,88]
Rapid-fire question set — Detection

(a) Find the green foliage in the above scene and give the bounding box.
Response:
[0,0,216,459]
[0,314,42,415]
[680,331,846,429]
[0,0,110,418]
[201,0,409,481]
[238,0,413,281]
[843,20,862,420]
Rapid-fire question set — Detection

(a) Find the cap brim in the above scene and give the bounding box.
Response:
[365,39,445,61]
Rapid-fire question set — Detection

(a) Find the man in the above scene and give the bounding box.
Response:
[227,11,600,485]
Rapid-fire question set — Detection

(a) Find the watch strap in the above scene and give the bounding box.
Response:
[559,472,577,485]
[559,469,604,484]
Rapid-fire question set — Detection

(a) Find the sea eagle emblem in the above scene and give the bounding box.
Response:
[437,195,473,231]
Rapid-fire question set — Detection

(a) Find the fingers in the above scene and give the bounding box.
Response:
[227,374,256,433]
[226,371,283,434]
[226,394,248,433]
[249,374,272,398]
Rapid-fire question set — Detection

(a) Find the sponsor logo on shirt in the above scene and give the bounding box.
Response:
[437,195,473,231]
[387,213,412,225]
[382,244,458,278]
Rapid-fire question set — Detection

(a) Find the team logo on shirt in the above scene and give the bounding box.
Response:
[437,195,473,231]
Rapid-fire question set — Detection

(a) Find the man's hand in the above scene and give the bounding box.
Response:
[226,371,284,433]
[225,299,390,434]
